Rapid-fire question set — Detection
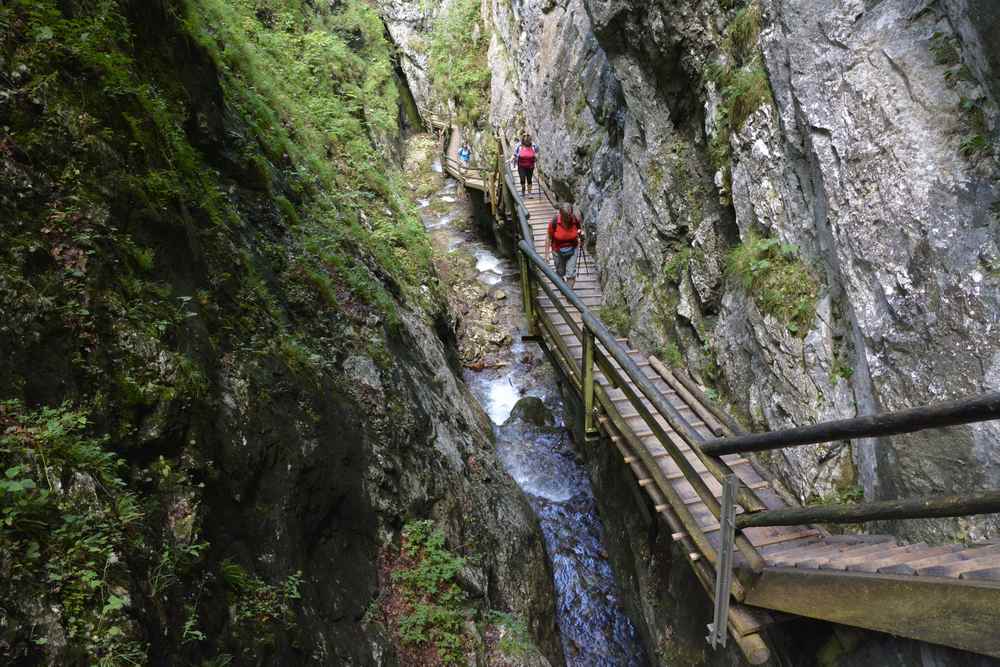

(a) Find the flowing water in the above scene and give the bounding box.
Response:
[420,173,647,666]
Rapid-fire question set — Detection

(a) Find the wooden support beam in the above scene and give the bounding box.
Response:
[745,568,1000,658]
[703,392,1000,457]
[736,490,1000,529]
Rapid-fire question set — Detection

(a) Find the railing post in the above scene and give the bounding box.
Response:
[708,474,739,650]
[583,325,597,437]
[520,254,537,337]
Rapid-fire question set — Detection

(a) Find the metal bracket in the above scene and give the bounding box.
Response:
[707,474,739,649]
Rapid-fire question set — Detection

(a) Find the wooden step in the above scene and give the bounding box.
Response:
[916,544,1000,578]
[960,567,1000,581]
[879,543,1000,576]
[799,541,899,570]
[849,544,962,573]
[758,537,824,557]
[767,540,870,566]
[765,535,892,566]
[823,542,927,571]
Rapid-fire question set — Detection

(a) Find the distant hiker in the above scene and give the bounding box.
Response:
[510,133,539,198]
[545,203,584,289]
[458,143,471,167]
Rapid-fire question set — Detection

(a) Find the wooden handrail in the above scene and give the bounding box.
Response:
[737,489,1000,528]
[515,236,766,572]
[499,130,766,571]
[702,392,1000,457]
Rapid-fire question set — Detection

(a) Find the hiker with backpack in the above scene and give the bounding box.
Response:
[509,133,539,198]
[545,203,584,289]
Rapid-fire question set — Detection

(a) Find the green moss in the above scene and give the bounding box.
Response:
[727,230,818,335]
[0,0,444,660]
[662,341,684,367]
[929,31,961,66]
[705,1,773,195]
[598,302,631,337]
[664,247,693,283]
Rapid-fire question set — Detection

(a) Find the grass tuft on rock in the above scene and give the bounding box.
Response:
[727,231,818,335]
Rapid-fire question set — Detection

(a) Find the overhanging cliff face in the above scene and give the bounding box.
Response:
[0,0,561,662]
[490,0,1000,543]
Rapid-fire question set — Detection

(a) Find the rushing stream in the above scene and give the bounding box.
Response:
[420,170,647,666]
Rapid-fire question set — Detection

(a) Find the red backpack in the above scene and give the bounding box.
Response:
[517,145,537,169]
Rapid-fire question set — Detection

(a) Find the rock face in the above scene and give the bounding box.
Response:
[488,0,1000,543]
[378,0,441,112]
[0,1,561,663]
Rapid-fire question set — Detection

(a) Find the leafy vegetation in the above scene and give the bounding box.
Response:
[485,610,539,659]
[598,303,632,337]
[727,231,818,335]
[1,0,438,661]
[664,247,693,283]
[391,520,470,664]
[185,0,436,316]
[221,560,303,655]
[929,31,961,66]
[0,401,147,663]
[427,0,492,128]
[706,1,773,196]
[661,341,685,368]
[830,361,855,384]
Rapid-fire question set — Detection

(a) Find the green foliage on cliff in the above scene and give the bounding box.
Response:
[427,0,492,128]
[0,401,147,663]
[1,0,440,661]
[392,520,469,664]
[727,231,818,335]
[706,0,773,196]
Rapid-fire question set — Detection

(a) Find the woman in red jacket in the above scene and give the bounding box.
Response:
[510,133,539,198]
[545,203,584,289]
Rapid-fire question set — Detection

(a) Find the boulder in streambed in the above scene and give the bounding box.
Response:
[506,396,555,428]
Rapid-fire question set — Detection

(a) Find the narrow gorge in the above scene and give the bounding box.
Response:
[2,0,999,665]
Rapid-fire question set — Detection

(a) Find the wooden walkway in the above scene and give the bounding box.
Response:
[438,124,1000,661]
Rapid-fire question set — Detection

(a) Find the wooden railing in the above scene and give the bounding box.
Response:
[498,132,768,581]
[496,129,1000,574]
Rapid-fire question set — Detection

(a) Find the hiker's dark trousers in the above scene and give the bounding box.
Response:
[518,166,534,192]
[554,248,578,280]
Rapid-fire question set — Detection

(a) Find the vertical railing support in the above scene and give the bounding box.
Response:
[708,474,739,649]
[583,325,597,437]
[519,253,537,337]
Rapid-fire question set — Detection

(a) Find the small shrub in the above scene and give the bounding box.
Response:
[929,32,961,66]
[662,341,684,368]
[727,231,818,335]
[943,64,975,88]
[486,611,539,659]
[809,484,864,506]
[959,134,989,158]
[664,247,692,283]
[598,303,631,337]
[724,66,772,132]
[392,521,469,665]
[222,560,303,652]
[830,361,854,383]
[0,401,147,661]
[724,1,763,66]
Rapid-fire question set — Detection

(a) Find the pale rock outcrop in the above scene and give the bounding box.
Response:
[490,0,1000,543]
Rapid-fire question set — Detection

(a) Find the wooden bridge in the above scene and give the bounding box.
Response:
[431,119,1000,663]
